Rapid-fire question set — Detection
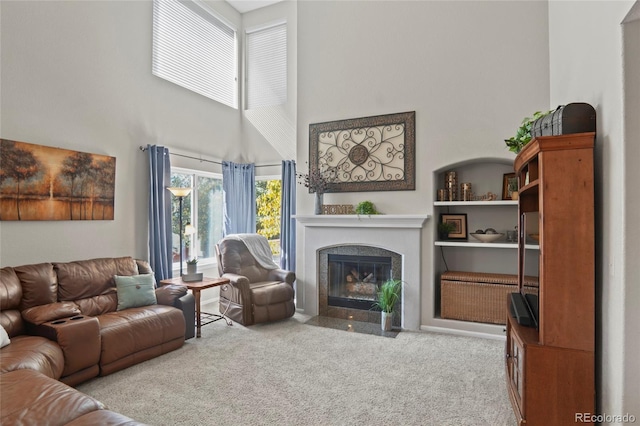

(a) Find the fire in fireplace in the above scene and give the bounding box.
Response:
[327,254,392,311]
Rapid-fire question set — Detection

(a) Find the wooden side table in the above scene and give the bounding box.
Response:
[159,277,232,338]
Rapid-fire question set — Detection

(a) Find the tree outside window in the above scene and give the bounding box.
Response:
[256,179,281,257]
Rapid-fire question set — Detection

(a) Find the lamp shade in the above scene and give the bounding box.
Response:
[184,223,196,235]
[167,187,192,197]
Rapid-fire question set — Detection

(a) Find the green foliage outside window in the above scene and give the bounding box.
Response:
[256,179,281,255]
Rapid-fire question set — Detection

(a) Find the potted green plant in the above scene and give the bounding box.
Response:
[373,279,402,331]
[355,201,379,215]
[186,258,198,274]
[438,222,456,241]
[504,110,552,154]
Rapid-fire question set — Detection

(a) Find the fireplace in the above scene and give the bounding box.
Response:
[294,214,429,330]
[319,245,402,325]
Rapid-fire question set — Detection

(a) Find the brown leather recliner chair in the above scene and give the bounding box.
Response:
[215,234,295,326]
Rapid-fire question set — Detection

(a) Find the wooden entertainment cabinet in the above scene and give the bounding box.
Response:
[505,132,596,425]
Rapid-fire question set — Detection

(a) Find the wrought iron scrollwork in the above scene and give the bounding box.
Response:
[309,111,415,193]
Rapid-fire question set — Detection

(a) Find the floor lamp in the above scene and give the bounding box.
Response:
[167,187,192,276]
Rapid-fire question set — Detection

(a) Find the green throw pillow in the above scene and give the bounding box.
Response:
[115,274,157,311]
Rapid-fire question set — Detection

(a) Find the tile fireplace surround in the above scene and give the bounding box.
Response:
[294,214,430,330]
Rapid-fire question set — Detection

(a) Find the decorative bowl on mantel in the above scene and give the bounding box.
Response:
[470,233,505,243]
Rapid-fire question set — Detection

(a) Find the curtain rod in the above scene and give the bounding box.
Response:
[139,146,282,168]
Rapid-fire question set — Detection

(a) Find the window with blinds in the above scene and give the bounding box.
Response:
[152,0,238,109]
[245,22,287,109]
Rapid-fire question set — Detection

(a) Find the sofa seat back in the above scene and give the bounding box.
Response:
[0,267,26,338]
[54,257,139,316]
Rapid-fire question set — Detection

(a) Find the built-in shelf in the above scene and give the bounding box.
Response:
[433,200,518,207]
[435,241,539,249]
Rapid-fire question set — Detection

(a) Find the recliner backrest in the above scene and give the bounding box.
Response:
[216,239,271,283]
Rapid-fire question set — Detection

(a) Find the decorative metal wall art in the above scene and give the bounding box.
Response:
[0,139,116,221]
[309,111,416,193]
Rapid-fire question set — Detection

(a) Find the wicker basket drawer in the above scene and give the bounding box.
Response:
[440,271,538,325]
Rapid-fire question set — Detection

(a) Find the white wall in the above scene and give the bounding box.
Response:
[0,0,287,267]
[296,0,550,326]
[548,0,638,417]
[623,4,640,415]
[241,0,297,176]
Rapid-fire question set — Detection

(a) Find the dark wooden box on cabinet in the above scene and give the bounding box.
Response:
[531,102,596,138]
[440,271,538,325]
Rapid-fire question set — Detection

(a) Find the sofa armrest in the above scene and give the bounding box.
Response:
[22,302,81,326]
[155,284,188,306]
[175,292,195,340]
[220,273,252,325]
[221,273,250,290]
[267,269,295,285]
[156,284,195,340]
[32,316,100,377]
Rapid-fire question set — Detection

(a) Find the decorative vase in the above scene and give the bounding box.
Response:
[381,311,393,331]
[187,263,197,275]
[511,191,519,200]
[314,192,324,215]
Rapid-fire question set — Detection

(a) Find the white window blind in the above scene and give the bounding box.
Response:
[153,0,237,109]
[246,22,287,109]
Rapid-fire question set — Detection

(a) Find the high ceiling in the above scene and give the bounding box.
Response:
[225,0,283,14]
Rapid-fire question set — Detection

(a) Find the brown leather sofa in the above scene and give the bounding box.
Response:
[1,369,146,425]
[216,236,295,325]
[0,256,195,425]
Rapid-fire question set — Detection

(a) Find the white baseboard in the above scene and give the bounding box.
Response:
[420,325,506,341]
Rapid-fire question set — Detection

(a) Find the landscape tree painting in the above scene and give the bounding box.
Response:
[0,139,116,221]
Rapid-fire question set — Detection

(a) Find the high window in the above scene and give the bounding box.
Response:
[245,22,287,109]
[170,169,223,265]
[152,0,238,108]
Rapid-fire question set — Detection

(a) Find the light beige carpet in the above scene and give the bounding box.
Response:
[76,313,516,425]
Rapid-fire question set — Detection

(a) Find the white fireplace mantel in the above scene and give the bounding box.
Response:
[294,214,430,330]
[293,214,429,229]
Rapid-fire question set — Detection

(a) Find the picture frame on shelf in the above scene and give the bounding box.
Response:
[440,213,468,240]
[502,172,517,200]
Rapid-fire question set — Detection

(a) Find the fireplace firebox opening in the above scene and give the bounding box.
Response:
[328,254,392,311]
[319,245,402,325]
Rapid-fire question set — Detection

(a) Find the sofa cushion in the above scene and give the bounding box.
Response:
[0,334,65,379]
[0,369,105,425]
[22,301,82,325]
[251,281,295,306]
[115,274,157,311]
[14,262,57,310]
[97,305,185,370]
[75,294,118,317]
[1,267,22,310]
[0,324,10,348]
[0,267,26,336]
[55,257,138,302]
